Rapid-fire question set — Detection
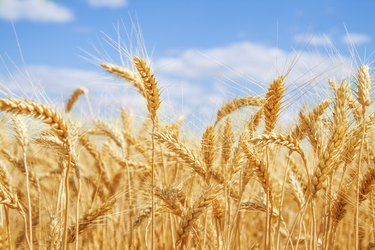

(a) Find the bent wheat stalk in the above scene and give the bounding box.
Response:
[215,96,264,125]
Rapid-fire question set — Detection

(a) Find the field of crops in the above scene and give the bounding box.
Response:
[0,55,373,249]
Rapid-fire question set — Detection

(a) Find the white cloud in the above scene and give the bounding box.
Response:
[0,40,355,131]
[155,41,354,127]
[0,0,73,22]
[293,33,333,46]
[156,41,352,85]
[342,33,371,45]
[87,0,127,8]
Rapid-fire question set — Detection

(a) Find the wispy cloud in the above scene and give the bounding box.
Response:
[342,33,371,45]
[293,33,333,46]
[87,0,128,8]
[0,0,73,22]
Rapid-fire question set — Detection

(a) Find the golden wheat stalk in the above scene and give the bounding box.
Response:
[311,82,348,194]
[133,56,161,250]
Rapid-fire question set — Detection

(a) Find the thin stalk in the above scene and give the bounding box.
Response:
[265,146,271,250]
[203,210,208,249]
[227,163,245,246]
[151,120,156,250]
[276,156,290,250]
[62,151,71,250]
[126,165,134,248]
[224,163,230,249]
[355,111,366,250]
[326,176,335,250]
[311,203,317,250]
[21,207,32,250]
[5,208,12,250]
[285,196,310,249]
[23,148,33,250]
[75,175,81,250]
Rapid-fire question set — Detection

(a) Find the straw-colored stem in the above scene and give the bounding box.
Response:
[355,111,366,250]
[62,152,72,250]
[151,121,156,250]
[22,148,33,250]
[75,176,81,250]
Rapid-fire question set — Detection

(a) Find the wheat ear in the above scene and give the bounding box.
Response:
[249,133,306,163]
[0,99,68,141]
[241,143,273,204]
[221,118,234,166]
[356,65,372,108]
[101,62,146,97]
[176,185,221,248]
[264,76,284,133]
[65,87,87,113]
[154,131,206,177]
[359,167,375,203]
[247,108,263,137]
[133,57,160,122]
[202,126,215,183]
[291,99,331,143]
[214,96,264,125]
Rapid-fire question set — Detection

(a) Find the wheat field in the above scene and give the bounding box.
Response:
[0,54,373,250]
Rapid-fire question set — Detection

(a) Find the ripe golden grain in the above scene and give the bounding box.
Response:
[0,58,373,250]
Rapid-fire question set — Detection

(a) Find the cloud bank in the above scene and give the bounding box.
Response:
[0,0,73,22]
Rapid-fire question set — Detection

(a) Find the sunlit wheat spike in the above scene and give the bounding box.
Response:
[101,62,146,97]
[356,65,372,107]
[264,76,284,133]
[133,57,160,122]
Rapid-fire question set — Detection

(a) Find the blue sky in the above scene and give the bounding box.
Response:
[1,1,374,67]
[0,0,374,128]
